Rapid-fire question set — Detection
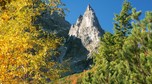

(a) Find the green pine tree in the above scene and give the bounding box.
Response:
[81,1,147,84]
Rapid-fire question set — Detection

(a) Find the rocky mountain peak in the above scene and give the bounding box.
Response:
[83,4,96,27]
[61,5,104,74]
[86,4,94,11]
[69,4,104,56]
[75,15,83,26]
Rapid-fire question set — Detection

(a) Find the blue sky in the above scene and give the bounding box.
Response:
[62,0,152,33]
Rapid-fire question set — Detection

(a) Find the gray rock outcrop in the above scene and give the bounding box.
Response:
[69,4,104,57]
[63,5,104,74]
[35,10,71,38]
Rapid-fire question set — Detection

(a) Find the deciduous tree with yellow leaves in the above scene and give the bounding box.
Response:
[0,0,65,83]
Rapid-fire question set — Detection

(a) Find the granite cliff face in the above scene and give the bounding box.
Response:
[69,5,104,57]
[62,5,104,73]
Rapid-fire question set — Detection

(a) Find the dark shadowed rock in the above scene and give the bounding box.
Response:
[62,5,104,74]
[35,10,71,38]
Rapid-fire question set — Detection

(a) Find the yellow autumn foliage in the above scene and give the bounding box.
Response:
[0,0,64,83]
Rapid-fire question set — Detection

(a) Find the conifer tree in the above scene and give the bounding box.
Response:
[81,1,146,84]
[114,1,132,36]
[122,11,152,83]
[114,0,141,36]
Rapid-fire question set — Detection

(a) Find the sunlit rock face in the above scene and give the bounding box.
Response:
[61,5,104,74]
[69,4,104,57]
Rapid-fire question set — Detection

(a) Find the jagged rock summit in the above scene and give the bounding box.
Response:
[69,4,104,56]
[61,5,104,74]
